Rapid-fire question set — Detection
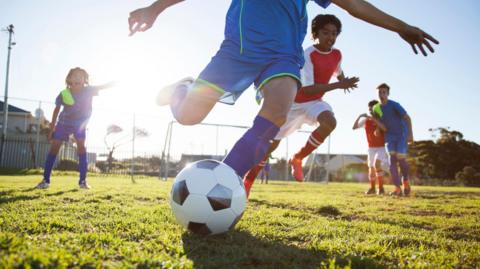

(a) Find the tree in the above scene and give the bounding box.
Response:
[103,124,149,173]
[409,128,480,182]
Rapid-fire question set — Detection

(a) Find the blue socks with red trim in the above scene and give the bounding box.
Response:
[224,116,279,178]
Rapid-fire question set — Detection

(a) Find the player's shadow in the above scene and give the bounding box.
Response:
[181,230,384,269]
[0,189,78,205]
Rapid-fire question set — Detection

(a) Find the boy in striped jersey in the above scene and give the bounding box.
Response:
[244,14,359,196]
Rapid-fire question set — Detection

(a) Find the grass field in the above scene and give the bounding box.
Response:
[1,175,479,269]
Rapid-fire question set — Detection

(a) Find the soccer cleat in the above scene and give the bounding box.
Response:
[365,188,376,195]
[79,182,91,189]
[35,180,50,189]
[156,77,194,106]
[389,187,402,197]
[243,179,254,198]
[377,187,385,195]
[289,158,304,182]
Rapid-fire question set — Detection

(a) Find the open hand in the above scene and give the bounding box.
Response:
[338,76,359,93]
[399,25,439,56]
[128,6,159,36]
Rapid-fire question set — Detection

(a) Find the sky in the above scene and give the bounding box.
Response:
[0,0,479,160]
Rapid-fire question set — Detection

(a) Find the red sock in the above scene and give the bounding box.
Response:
[294,130,325,160]
[244,162,264,182]
[375,169,384,189]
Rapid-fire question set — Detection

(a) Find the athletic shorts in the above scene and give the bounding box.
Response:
[385,135,408,155]
[53,124,86,141]
[367,147,389,168]
[197,41,301,105]
[274,100,332,140]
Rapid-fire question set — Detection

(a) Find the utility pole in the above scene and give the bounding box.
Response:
[0,25,15,166]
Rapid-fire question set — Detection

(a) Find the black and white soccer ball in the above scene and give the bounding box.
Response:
[169,159,247,236]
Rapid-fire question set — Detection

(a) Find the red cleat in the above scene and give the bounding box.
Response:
[243,178,254,198]
[289,158,304,182]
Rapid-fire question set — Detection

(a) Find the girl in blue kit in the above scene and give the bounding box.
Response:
[36,67,114,189]
[128,0,438,180]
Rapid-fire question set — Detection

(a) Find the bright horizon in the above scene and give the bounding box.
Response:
[1,0,479,160]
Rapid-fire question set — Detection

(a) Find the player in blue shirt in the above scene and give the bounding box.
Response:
[128,0,438,180]
[374,83,413,196]
[35,67,114,189]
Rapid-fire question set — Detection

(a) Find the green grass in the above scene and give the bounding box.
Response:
[1,175,479,269]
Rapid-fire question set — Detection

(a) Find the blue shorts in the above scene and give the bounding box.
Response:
[197,41,301,104]
[53,124,86,141]
[385,135,408,155]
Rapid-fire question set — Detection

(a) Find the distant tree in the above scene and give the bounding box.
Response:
[409,128,480,182]
[103,124,149,173]
[455,166,480,187]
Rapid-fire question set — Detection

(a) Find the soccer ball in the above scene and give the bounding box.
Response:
[169,159,247,235]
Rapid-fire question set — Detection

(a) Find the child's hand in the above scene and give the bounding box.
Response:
[338,76,359,93]
[399,25,439,56]
[128,6,159,36]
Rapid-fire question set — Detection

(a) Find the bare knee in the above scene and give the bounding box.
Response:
[318,111,337,133]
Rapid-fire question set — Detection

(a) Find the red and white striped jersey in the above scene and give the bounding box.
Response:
[295,45,342,103]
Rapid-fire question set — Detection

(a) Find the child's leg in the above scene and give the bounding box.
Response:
[244,140,280,182]
[76,139,88,184]
[224,77,297,178]
[389,153,401,188]
[243,141,279,198]
[42,140,62,183]
[291,110,335,181]
[170,82,223,125]
[398,154,411,194]
[293,111,336,161]
[374,162,385,190]
[368,167,376,189]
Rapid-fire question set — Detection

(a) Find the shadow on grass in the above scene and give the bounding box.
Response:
[181,230,384,269]
[0,189,78,204]
[250,198,342,217]
[415,191,480,199]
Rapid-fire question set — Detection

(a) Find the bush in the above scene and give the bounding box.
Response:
[455,166,480,187]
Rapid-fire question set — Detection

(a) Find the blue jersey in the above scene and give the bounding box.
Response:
[55,86,99,127]
[378,100,408,140]
[224,0,331,66]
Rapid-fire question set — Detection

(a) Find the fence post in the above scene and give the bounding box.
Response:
[131,113,136,183]
[35,101,41,168]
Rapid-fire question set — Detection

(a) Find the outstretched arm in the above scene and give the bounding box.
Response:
[302,73,359,96]
[352,113,367,130]
[332,0,439,56]
[96,81,116,91]
[129,0,184,36]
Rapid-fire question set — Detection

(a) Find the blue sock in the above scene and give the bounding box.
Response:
[43,153,57,183]
[398,158,410,182]
[223,116,279,177]
[79,153,87,183]
[389,155,401,187]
